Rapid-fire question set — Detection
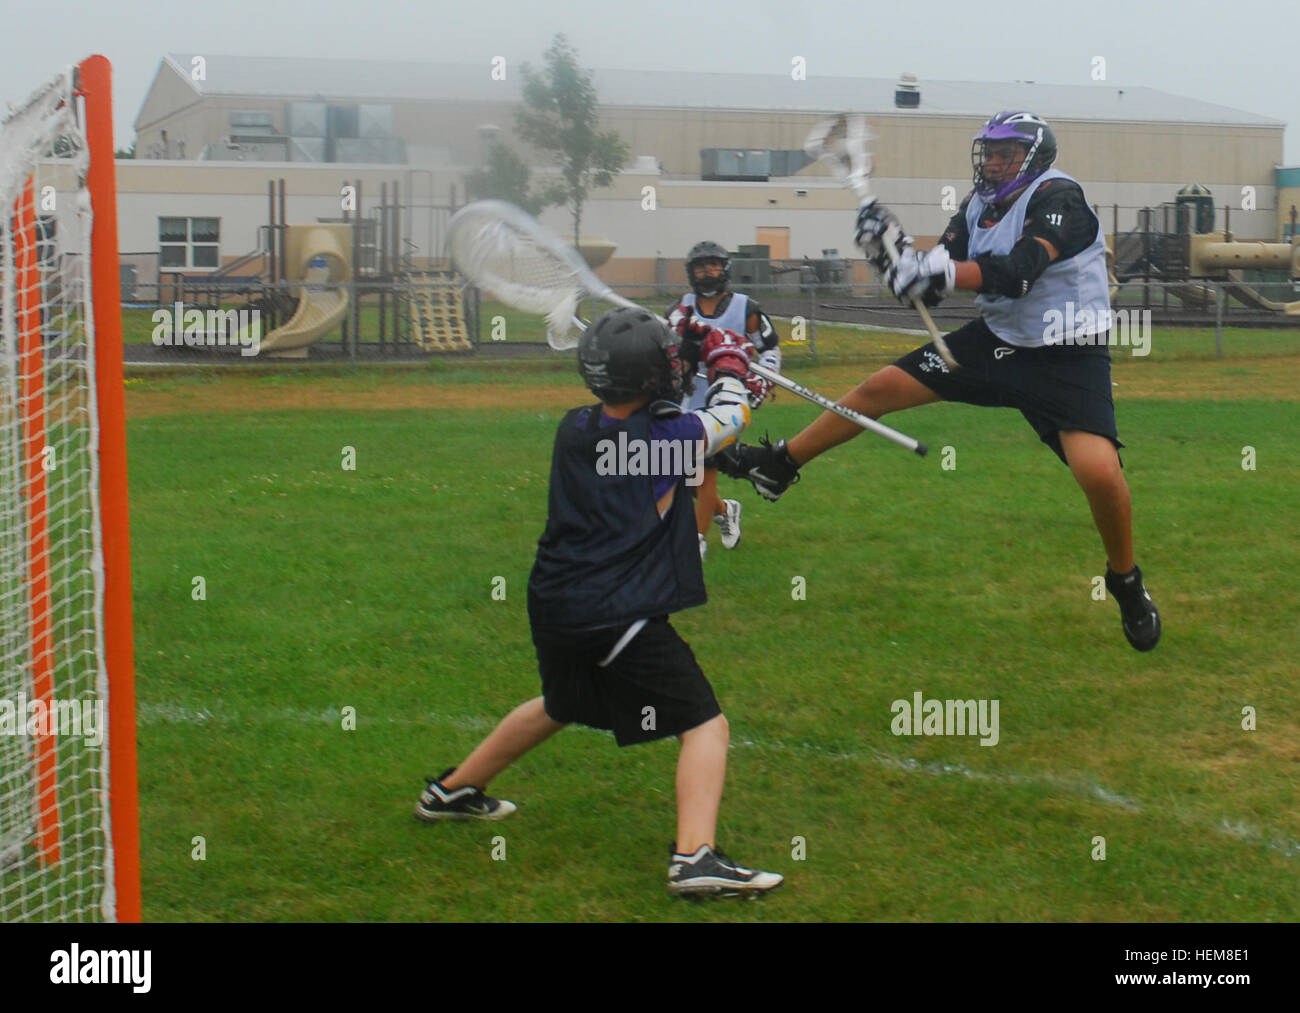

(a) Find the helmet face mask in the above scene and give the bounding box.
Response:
[686,240,730,299]
[972,111,1058,205]
[578,306,686,403]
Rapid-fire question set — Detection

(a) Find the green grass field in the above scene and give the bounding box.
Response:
[123,326,1300,921]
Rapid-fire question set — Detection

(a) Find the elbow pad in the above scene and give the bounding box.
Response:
[748,312,778,352]
[693,375,751,456]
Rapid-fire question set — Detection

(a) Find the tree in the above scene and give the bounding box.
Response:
[115,140,136,159]
[515,34,629,247]
[464,141,560,216]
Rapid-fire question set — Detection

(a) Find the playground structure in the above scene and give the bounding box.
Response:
[1108,186,1300,317]
[149,180,1298,359]
[256,224,351,357]
[166,177,476,358]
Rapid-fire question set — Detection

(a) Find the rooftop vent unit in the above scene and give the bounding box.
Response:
[895,72,920,109]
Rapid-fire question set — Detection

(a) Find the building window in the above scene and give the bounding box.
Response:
[160,217,219,269]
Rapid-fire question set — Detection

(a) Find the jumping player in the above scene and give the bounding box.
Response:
[414,306,783,898]
[724,111,1161,651]
[667,241,781,560]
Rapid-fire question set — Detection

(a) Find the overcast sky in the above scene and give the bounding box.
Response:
[5,0,1296,163]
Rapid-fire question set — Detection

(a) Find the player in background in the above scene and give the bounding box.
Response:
[667,241,781,560]
[723,111,1161,651]
[414,307,783,898]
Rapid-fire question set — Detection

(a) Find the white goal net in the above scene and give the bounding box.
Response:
[0,61,134,922]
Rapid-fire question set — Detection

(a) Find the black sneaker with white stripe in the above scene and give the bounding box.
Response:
[414,767,517,822]
[1104,563,1162,652]
[667,844,783,898]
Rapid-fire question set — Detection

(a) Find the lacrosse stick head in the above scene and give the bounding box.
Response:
[805,113,875,199]
[446,200,605,351]
[544,290,582,350]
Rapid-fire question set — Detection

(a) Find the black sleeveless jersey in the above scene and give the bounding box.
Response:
[527,404,706,631]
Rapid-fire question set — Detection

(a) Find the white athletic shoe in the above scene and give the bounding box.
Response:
[698,532,708,562]
[668,844,783,898]
[714,499,743,550]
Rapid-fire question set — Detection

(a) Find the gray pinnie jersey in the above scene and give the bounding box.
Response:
[676,291,782,411]
[678,291,752,337]
[966,169,1111,348]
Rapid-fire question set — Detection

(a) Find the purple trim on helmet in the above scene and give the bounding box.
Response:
[977,174,1041,205]
[976,122,1028,142]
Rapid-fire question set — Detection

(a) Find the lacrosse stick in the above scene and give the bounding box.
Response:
[805,114,959,370]
[447,200,927,457]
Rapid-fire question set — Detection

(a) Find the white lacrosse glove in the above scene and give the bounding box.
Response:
[757,347,782,373]
[887,246,955,307]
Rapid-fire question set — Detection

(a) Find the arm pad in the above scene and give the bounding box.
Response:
[973,236,1053,298]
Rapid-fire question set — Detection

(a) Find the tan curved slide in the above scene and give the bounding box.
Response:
[257,224,353,358]
[1221,278,1300,314]
[1166,277,1300,315]
[1165,282,1219,308]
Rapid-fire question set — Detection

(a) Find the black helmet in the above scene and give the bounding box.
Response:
[578,306,686,402]
[686,240,730,299]
[971,111,1058,204]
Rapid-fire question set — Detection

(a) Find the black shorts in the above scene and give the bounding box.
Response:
[893,317,1123,465]
[532,617,722,747]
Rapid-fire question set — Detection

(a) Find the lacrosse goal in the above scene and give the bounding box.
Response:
[0,55,139,922]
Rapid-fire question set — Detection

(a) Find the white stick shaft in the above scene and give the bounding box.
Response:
[448,200,930,455]
[747,362,927,457]
[878,224,959,370]
[809,116,960,371]
[578,295,928,456]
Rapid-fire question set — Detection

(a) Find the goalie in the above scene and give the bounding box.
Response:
[413,307,783,898]
[723,111,1161,652]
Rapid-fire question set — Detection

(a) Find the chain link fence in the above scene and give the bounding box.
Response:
[119,266,1298,366]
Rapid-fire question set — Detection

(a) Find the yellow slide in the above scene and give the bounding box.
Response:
[1221,276,1300,314]
[257,225,352,358]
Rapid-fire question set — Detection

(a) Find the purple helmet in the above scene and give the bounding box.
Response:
[971,111,1057,205]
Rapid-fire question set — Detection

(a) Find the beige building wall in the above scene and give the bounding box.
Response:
[115,161,463,263]
[131,68,1283,189]
[111,156,1282,283]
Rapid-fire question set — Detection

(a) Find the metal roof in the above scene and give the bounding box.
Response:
[162,53,1283,127]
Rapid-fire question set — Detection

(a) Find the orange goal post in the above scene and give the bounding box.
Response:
[0,55,139,922]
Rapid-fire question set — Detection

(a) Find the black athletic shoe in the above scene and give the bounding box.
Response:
[667,844,783,898]
[725,437,801,502]
[414,767,517,822]
[1105,564,1162,652]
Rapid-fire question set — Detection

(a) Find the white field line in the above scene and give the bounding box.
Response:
[137,702,1299,859]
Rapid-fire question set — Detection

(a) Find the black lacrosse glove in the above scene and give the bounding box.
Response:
[854,200,900,247]
[723,436,801,502]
